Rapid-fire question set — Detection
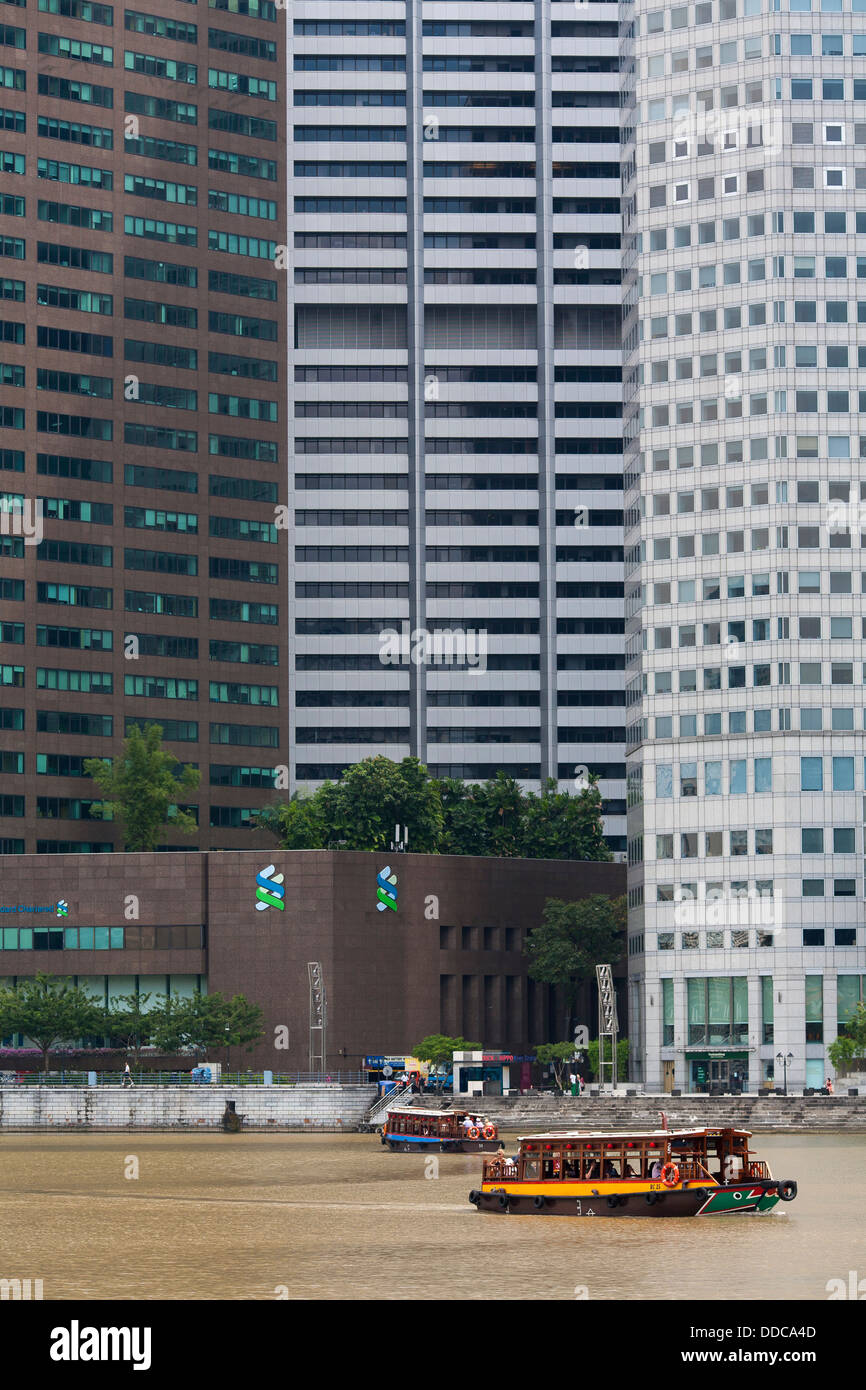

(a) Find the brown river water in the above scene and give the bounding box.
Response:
[1,1132,863,1300]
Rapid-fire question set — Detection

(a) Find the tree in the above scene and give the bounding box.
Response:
[263,755,612,862]
[534,1041,579,1092]
[413,1033,480,1090]
[147,992,264,1061]
[583,1037,630,1083]
[104,992,155,1064]
[267,756,443,853]
[85,722,200,851]
[525,894,626,1011]
[438,772,524,857]
[522,777,612,862]
[829,1003,866,1072]
[0,973,106,1072]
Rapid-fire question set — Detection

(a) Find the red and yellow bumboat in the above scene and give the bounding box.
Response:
[469,1127,798,1217]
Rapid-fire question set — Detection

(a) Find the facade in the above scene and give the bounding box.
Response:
[286,0,626,851]
[0,0,288,854]
[622,0,866,1090]
[0,848,625,1070]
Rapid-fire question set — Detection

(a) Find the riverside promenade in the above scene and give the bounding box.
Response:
[1,1084,865,1131]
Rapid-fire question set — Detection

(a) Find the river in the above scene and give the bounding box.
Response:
[1,1132,862,1300]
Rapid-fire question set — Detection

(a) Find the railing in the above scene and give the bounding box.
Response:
[366,1082,414,1123]
[3,1070,369,1087]
[483,1157,518,1182]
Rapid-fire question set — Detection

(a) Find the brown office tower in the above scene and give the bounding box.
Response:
[0,0,288,853]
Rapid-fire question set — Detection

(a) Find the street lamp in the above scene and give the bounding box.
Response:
[225,1023,230,1078]
[775,1051,793,1096]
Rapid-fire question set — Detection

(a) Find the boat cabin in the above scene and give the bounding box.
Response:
[387,1108,491,1140]
[485,1128,765,1185]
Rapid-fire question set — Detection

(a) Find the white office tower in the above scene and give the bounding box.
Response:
[622,0,866,1090]
[287,1,625,851]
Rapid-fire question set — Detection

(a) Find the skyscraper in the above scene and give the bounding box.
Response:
[287,0,626,852]
[0,0,288,853]
[623,0,866,1090]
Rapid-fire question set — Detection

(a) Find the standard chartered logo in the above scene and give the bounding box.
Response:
[255,864,285,912]
[376,865,397,913]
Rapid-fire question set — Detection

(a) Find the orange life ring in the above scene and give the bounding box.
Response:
[661,1162,680,1188]
[468,1126,480,1140]
[482,1124,496,1141]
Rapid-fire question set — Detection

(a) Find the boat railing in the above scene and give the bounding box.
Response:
[366,1083,414,1124]
[482,1156,519,1182]
[741,1159,770,1180]
[675,1159,715,1183]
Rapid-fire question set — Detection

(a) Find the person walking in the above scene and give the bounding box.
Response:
[121,1061,134,1089]
[569,1071,578,1097]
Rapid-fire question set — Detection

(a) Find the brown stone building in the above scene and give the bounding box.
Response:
[0,0,287,855]
[0,849,625,1069]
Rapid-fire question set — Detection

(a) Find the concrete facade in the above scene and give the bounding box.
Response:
[621,0,866,1092]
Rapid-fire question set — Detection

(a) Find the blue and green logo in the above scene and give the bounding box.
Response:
[376,865,397,913]
[255,864,285,912]
[56,900,68,918]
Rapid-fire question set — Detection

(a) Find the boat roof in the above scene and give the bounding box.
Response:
[518,1127,753,1142]
[389,1108,481,1119]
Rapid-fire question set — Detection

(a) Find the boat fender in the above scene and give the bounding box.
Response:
[483,1124,496,1141]
[661,1162,680,1188]
[645,1192,661,1206]
[497,1193,509,1211]
[533,1195,546,1211]
[778,1179,797,1202]
[468,1190,480,1205]
[695,1187,711,1202]
[606,1195,620,1209]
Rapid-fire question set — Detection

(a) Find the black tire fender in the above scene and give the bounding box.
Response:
[778,1179,797,1202]
[606,1195,620,1209]
[645,1192,659,1206]
[497,1193,509,1212]
[533,1195,546,1211]
[468,1190,480,1205]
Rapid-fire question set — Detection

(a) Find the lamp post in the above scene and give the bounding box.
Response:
[775,1050,793,1096]
[225,1023,230,1079]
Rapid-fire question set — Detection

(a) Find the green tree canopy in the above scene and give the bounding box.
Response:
[0,973,107,1072]
[534,1041,580,1091]
[413,1034,480,1067]
[262,757,612,862]
[525,894,626,1007]
[85,722,200,851]
[829,1003,866,1071]
[147,992,264,1058]
[104,992,155,1063]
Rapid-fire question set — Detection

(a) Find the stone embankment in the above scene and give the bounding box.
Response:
[0,1084,377,1131]
[421,1093,866,1133]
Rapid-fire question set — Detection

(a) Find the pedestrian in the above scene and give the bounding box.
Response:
[826,1076,834,1095]
[569,1071,577,1097]
[122,1061,134,1089]
[575,1073,583,1097]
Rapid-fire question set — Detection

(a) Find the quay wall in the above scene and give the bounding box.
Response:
[3,1086,866,1132]
[0,1084,377,1132]
[440,1094,866,1134]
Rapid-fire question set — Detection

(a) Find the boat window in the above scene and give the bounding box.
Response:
[523,1158,540,1181]
[583,1149,601,1179]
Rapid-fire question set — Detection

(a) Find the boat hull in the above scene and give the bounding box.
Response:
[473,1180,782,1217]
[386,1137,500,1153]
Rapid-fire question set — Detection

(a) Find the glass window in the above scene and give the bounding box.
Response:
[832,757,854,791]
[730,760,747,794]
[801,757,823,791]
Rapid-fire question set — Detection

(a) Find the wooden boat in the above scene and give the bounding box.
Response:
[381,1107,500,1152]
[469,1126,798,1217]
